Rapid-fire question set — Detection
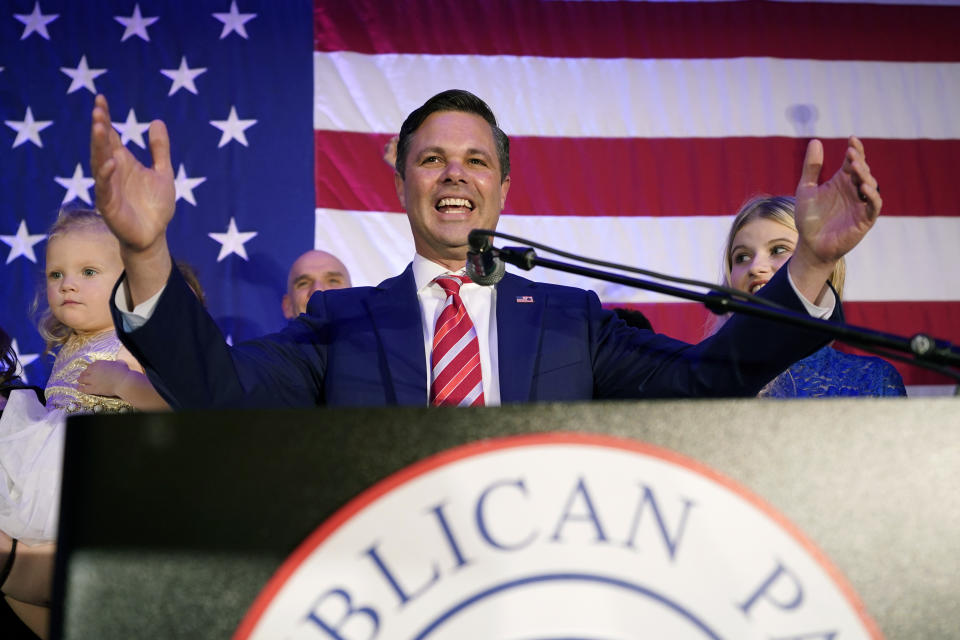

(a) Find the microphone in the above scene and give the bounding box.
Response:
[465,229,505,285]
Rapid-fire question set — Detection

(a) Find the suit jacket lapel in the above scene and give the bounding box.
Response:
[496,274,545,404]
[366,264,428,405]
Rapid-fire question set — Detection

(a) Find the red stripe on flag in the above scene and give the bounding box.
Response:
[316,132,960,218]
[840,300,960,387]
[316,131,400,213]
[314,0,960,62]
[608,300,960,387]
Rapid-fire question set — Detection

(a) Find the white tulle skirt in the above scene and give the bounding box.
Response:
[0,389,65,544]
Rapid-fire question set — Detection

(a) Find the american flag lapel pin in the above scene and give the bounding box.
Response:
[516,295,535,303]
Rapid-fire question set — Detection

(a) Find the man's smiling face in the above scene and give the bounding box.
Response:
[395,110,510,270]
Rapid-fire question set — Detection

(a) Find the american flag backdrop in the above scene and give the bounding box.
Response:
[1,0,314,386]
[2,0,959,394]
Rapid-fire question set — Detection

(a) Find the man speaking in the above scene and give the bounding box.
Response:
[91,89,881,409]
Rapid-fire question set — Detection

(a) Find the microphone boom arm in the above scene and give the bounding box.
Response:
[495,245,960,374]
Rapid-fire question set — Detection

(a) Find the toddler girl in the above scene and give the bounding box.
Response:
[0,209,166,544]
[40,208,167,413]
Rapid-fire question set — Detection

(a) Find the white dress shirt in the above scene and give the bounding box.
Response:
[413,253,501,406]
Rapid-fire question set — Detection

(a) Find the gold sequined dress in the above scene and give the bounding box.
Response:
[45,329,134,414]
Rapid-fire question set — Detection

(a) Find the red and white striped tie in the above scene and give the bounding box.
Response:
[430,275,485,407]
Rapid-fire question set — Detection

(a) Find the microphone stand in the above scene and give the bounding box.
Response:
[492,245,960,377]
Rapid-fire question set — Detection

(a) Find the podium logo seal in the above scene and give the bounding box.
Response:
[235,433,880,639]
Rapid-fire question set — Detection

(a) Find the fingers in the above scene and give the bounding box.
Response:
[857,180,883,219]
[91,146,118,214]
[91,95,120,147]
[797,139,824,190]
[92,94,111,132]
[78,361,118,393]
[382,134,399,169]
[148,120,173,176]
[842,137,879,207]
[847,134,865,159]
[91,97,111,167]
[91,94,123,194]
[94,93,110,119]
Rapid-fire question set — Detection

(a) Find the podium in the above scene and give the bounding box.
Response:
[51,398,959,639]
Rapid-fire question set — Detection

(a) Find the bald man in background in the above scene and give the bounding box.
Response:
[281,250,352,319]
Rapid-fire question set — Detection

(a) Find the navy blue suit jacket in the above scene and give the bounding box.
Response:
[113,262,837,409]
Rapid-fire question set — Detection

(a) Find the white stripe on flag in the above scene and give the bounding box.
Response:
[314,52,960,139]
[315,208,960,303]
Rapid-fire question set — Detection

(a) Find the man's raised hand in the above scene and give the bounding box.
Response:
[90,94,176,255]
[788,136,882,302]
[91,94,176,306]
[794,135,881,265]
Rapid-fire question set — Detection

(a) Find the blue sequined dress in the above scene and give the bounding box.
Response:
[759,346,906,397]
